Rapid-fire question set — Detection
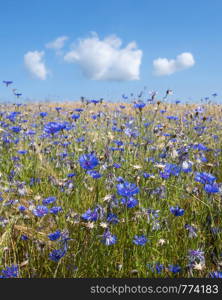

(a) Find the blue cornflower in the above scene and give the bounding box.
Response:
[7,111,20,122]
[160,163,181,179]
[55,107,62,112]
[18,205,26,212]
[67,173,76,178]
[209,271,222,278]
[193,143,208,151]
[91,114,99,120]
[48,230,61,241]
[50,206,62,215]
[101,229,117,246]
[27,130,36,135]
[71,114,80,121]
[21,235,28,241]
[134,102,146,110]
[144,122,152,128]
[121,197,138,208]
[167,116,179,121]
[49,246,67,262]
[87,170,102,179]
[39,112,48,118]
[204,183,219,193]
[60,121,72,131]
[162,133,171,137]
[91,99,100,105]
[168,265,181,273]
[110,147,123,152]
[143,173,153,179]
[74,108,84,112]
[10,126,21,133]
[133,235,148,246]
[32,205,49,217]
[113,163,121,168]
[197,153,208,163]
[79,152,99,170]
[194,172,216,185]
[116,181,139,197]
[81,208,99,222]
[107,213,119,224]
[147,263,164,274]
[44,122,64,135]
[113,140,124,147]
[112,126,122,132]
[42,196,56,205]
[155,263,164,274]
[76,137,85,143]
[0,265,19,278]
[194,126,205,134]
[17,150,27,155]
[170,206,185,217]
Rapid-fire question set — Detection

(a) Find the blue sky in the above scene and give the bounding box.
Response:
[0,0,221,103]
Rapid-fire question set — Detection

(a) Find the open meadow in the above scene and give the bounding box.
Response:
[0,99,222,278]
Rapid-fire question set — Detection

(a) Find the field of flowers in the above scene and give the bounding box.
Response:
[0,98,222,278]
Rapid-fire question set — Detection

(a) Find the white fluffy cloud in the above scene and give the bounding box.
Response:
[64,33,142,81]
[153,52,195,76]
[45,36,69,54]
[24,51,48,80]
